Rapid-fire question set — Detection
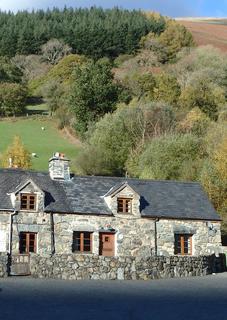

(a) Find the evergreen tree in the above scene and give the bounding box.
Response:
[0,8,166,59]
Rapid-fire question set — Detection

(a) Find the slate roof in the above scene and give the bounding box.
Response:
[0,168,221,221]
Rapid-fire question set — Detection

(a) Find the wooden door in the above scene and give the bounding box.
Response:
[10,254,30,276]
[99,233,115,256]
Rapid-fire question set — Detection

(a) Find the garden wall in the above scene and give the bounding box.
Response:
[0,254,8,278]
[29,254,226,280]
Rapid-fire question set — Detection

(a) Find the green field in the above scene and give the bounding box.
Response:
[0,117,80,172]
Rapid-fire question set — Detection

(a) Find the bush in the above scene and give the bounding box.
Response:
[0,83,27,116]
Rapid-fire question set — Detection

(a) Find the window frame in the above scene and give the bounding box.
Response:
[117,197,132,214]
[19,232,37,254]
[174,233,192,256]
[20,193,37,211]
[72,231,93,254]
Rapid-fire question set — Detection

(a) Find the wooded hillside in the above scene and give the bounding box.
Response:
[0,8,165,58]
[0,8,226,237]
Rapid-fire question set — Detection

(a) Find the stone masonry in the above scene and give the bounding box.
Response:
[157,220,221,256]
[0,254,8,277]
[29,254,226,280]
[0,211,222,257]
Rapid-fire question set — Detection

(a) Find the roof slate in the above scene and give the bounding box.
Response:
[0,168,221,221]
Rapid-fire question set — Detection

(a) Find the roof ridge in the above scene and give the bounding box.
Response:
[0,169,201,185]
[73,175,201,185]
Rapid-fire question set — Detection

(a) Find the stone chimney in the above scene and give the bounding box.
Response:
[49,152,70,181]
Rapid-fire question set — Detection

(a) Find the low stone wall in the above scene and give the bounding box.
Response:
[30,254,226,280]
[0,254,8,277]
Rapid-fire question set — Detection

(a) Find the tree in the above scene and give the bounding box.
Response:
[153,72,181,106]
[76,107,142,176]
[135,134,202,180]
[177,107,210,136]
[0,57,22,83]
[158,20,195,61]
[200,160,227,235]
[40,79,66,114]
[171,46,227,91]
[0,8,166,59]
[12,54,50,82]
[44,54,88,84]
[1,136,32,169]
[77,102,176,176]
[121,72,156,99]
[0,83,27,116]
[199,123,227,235]
[179,77,225,120]
[41,39,72,65]
[69,59,120,134]
[140,32,169,64]
[213,138,227,181]
[28,54,87,95]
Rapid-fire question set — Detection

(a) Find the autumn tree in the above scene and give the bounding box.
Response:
[179,77,225,120]
[12,54,50,82]
[172,45,227,90]
[153,72,181,106]
[158,20,195,61]
[140,32,169,64]
[41,39,72,65]
[1,136,32,169]
[177,107,210,136]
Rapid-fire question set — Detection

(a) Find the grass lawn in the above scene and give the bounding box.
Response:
[0,117,81,172]
[26,103,49,115]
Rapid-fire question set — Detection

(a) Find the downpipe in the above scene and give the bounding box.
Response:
[8,210,18,275]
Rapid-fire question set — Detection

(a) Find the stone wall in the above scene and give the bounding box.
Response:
[54,214,156,257]
[0,254,8,277]
[30,254,226,280]
[53,214,222,257]
[11,211,52,255]
[157,220,222,256]
[0,210,222,258]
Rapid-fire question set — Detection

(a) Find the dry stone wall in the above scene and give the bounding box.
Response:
[29,254,226,280]
[0,254,8,277]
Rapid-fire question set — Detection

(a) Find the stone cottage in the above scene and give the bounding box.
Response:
[0,153,223,277]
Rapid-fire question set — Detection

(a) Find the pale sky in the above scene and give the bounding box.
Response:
[0,0,226,17]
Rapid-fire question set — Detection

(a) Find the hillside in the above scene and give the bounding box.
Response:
[0,117,80,172]
[0,8,226,234]
[178,19,227,52]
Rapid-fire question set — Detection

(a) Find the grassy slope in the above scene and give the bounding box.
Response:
[0,117,80,172]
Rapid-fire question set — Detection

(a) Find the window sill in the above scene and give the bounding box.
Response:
[72,252,93,255]
[117,212,132,214]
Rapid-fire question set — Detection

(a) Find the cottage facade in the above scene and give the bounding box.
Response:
[0,153,222,275]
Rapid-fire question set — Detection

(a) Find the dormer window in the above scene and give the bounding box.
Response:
[117,198,132,213]
[20,193,37,211]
